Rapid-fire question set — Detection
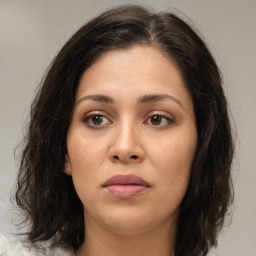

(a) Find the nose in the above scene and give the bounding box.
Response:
[108,122,145,164]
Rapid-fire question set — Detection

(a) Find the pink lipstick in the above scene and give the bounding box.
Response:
[103,174,150,199]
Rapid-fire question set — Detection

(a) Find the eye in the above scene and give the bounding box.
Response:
[144,114,174,127]
[82,113,112,127]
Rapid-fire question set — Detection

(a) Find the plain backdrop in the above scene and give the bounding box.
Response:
[0,0,255,255]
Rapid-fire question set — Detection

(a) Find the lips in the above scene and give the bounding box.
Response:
[103,174,150,199]
[103,174,150,187]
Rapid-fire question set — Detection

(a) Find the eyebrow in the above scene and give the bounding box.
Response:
[76,94,114,105]
[76,93,183,108]
[138,94,183,108]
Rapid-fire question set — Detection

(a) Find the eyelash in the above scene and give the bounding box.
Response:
[82,112,174,128]
[82,113,112,127]
[144,113,174,127]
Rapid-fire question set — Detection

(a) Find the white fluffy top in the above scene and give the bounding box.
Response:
[0,233,74,256]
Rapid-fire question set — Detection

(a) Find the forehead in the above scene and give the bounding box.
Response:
[76,46,192,109]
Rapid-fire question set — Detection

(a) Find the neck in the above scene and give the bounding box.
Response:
[75,217,176,256]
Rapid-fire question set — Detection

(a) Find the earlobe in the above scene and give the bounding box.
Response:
[64,154,72,175]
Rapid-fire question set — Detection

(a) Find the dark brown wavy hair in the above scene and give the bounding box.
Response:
[15,4,234,256]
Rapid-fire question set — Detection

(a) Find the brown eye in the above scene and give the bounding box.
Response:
[150,115,162,125]
[82,114,111,127]
[145,114,173,127]
[91,115,104,125]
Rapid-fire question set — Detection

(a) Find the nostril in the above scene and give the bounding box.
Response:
[112,155,139,161]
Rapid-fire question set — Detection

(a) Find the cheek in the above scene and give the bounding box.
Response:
[150,133,196,177]
[149,147,193,219]
[149,126,197,203]
[67,135,106,201]
[68,132,107,171]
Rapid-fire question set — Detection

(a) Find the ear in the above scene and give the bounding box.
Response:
[64,154,72,175]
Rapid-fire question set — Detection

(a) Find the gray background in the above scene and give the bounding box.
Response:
[0,0,255,255]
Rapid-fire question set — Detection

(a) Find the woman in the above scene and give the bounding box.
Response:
[0,4,234,256]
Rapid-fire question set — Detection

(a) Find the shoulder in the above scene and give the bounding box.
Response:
[0,233,74,256]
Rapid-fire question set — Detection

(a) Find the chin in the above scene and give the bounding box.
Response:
[91,206,157,235]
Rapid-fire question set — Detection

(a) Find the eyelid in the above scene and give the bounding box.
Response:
[144,111,175,126]
[82,111,112,127]
[146,111,174,120]
[82,110,110,119]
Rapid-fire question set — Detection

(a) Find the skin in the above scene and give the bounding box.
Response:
[64,45,198,256]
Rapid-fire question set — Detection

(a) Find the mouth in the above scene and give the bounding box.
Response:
[103,174,150,199]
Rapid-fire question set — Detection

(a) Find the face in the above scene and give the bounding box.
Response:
[65,46,197,236]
